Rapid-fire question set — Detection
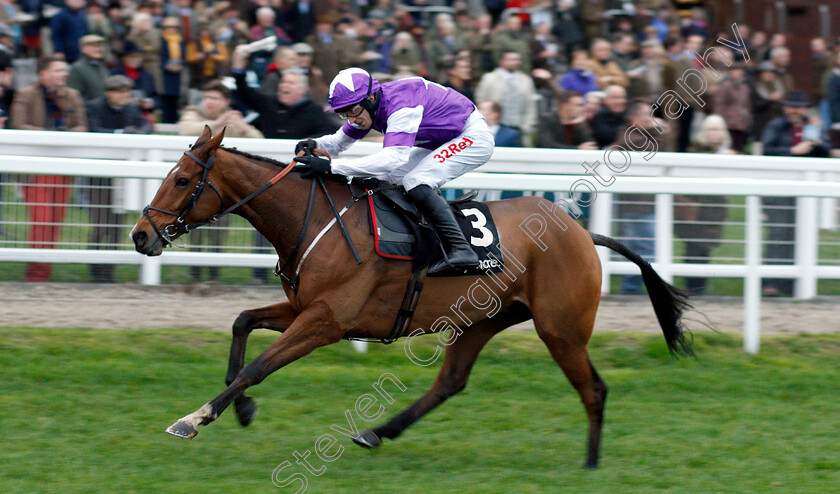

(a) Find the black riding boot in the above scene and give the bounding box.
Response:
[407,185,479,274]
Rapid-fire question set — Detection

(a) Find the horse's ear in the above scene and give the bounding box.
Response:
[203,126,225,156]
[193,125,212,148]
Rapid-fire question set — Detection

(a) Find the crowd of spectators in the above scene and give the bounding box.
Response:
[0,1,836,146]
[0,0,838,290]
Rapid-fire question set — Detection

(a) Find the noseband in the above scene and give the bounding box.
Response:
[142,150,224,247]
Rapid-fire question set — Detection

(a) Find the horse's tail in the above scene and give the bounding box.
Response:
[590,233,694,357]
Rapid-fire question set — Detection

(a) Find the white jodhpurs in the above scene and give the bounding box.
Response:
[379,110,495,192]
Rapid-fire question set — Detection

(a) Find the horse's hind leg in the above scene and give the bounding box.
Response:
[227,302,298,426]
[536,326,608,469]
[354,317,512,449]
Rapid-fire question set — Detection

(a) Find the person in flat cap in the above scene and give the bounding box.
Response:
[79,34,106,45]
[102,74,131,91]
[84,73,151,282]
[292,42,314,55]
[290,42,328,106]
[87,73,150,138]
[68,34,109,102]
[760,89,829,297]
[763,90,829,157]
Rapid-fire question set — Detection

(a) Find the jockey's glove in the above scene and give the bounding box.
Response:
[293,154,332,178]
[294,139,318,155]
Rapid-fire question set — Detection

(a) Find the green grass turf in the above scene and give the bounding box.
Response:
[1,328,838,493]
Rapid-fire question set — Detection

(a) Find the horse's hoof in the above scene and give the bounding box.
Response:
[165,420,198,439]
[352,430,382,449]
[236,396,258,427]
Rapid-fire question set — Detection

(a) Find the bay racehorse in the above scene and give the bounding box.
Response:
[130,126,692,468]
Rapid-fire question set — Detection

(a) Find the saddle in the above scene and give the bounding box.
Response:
[362,179,504,276]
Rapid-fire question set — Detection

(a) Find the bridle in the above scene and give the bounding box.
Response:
[142,150,224,248]
[142,148,297,249]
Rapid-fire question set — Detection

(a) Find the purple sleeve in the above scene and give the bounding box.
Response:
[342,122,370,140]
[383,132,417,148]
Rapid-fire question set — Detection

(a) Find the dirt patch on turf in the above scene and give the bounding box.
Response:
[1,282,837,336]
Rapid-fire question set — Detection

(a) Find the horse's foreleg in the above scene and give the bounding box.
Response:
[227,302,299,427]
[354,319,507,449]
[166,301,343,439]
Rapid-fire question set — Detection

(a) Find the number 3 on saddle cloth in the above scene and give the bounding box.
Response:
[364,179,505,276]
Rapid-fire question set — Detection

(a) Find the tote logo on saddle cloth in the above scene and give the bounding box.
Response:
[433,137,473,163]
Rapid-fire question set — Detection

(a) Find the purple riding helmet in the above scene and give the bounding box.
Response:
[324,67,381,115]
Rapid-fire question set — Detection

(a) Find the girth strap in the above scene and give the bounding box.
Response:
[388,267,428,343]
[347,266,428,345]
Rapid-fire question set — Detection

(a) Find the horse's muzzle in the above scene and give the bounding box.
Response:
[132,229,163,256]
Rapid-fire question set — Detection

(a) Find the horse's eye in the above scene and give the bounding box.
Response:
[176,178,189,187]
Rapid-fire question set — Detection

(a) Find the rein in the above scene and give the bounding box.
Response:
[142,149,297,248]
[142,147,362,293]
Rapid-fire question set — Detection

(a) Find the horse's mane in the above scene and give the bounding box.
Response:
[220,146,290,168]
[212,145,359,185]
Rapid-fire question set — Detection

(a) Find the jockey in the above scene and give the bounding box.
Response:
[293,67,494,274]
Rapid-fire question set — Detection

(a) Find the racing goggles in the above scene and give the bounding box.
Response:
[337,103,365,120]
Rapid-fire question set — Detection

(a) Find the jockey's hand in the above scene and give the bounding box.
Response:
[294,139,318,155]
[293,154,331,177]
